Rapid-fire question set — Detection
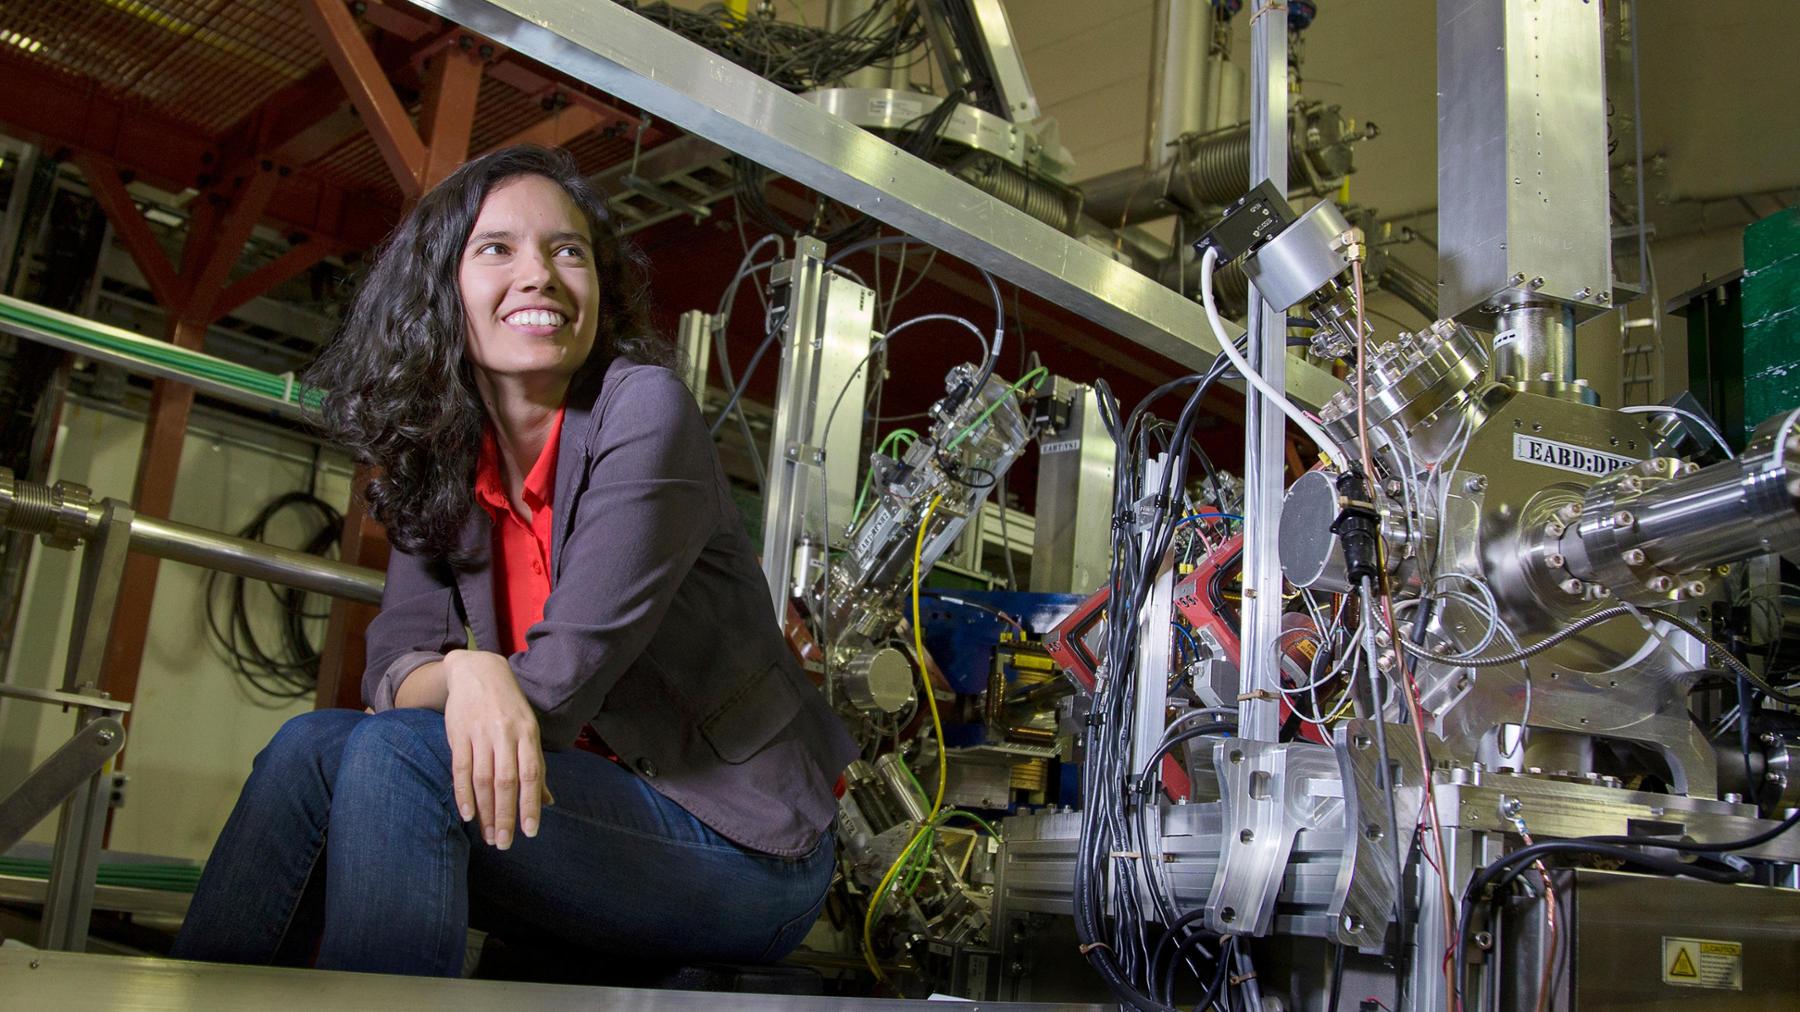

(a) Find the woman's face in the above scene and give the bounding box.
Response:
[458,174,601,394]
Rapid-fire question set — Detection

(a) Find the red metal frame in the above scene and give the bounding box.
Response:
[301,0,431,199]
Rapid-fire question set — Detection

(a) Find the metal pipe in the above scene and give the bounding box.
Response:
[1492,301,1577,386]
[1146,0,1212,164]
[129,515,384,604]
[0,468,385,604]
[826,0,900,90]
[1606,454,1800,580]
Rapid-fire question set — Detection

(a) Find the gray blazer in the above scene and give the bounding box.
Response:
[360,355,858,857]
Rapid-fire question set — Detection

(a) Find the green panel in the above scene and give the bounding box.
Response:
[1741,207,1800,440]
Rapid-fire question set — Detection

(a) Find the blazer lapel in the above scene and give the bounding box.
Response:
[551,356,610,581]
[452,510,501,652]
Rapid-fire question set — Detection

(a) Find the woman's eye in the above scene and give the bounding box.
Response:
[476,242,507,256]
[555,245,587,258]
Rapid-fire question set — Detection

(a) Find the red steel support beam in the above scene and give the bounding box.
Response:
[215,235,342,320]
[418,45,485,188]
[482,102,609,155]
[314,481,390,712]
[184,165,281,322]
[72,155,181,310]
[302,0,429,199]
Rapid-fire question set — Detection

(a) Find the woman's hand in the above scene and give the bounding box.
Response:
[441,649,553,849]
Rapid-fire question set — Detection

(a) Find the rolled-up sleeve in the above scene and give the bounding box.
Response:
[508,368,718,748]
[361,546,463,711]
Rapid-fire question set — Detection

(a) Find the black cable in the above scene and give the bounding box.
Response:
[204,491,343,700]
[1328,941,1346,1012]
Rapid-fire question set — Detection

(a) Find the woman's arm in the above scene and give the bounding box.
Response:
[505,366,720,747]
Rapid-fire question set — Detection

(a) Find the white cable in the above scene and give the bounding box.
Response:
[1617,404,1734,459]
[1198,246,1351,468]
[1771,405,1800,471]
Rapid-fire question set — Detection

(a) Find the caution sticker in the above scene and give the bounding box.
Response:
[1661,936,1743,990]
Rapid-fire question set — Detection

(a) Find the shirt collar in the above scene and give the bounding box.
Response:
[474,407,566,517]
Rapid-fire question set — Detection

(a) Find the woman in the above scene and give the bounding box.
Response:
[173,145,858,977]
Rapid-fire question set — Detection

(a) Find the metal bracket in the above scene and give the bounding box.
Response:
[1328,719,1426,950]
[0,717,125,855]
[1204,739,1340,934]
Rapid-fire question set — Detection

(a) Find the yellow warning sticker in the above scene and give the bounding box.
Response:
[1661,936,1743,990]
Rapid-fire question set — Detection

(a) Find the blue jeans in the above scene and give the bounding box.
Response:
[172,708,833,977]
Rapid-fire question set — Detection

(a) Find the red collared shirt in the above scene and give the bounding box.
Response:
[473,409,564,655]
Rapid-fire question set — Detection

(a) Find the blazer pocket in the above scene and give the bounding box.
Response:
[699,661,802,764]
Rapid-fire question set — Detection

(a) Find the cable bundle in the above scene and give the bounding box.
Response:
[204,491,343,701]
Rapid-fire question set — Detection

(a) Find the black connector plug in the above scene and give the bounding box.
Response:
[1193,179,1298,263]
[1331,466,1382,584]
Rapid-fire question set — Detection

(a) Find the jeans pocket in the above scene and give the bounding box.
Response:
[755,886,828,963]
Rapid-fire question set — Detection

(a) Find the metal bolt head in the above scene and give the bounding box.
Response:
[95,729,117,746]
[1528,277,1546,289]
[1500,797,1523,818]
[1545,521,1566,538]
[1618,476,1641,494]
[1685,580,1708,597]
[1612,510,1635,528]
[1465,475,1488,494]
[1556,502,1583,522]
[1510,272,1527,285]
[1560,578,1584,596]
[1622,548,1647,566]
[1575,287,1594,300]
[1647,575,1674,593]
[1545,552,1566,569]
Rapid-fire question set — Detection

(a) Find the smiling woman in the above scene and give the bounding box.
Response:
[169,146,858,980]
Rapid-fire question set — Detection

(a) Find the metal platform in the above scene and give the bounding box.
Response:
[0,949,1109,1011]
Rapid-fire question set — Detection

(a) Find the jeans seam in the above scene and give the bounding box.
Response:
[271,826,327,958]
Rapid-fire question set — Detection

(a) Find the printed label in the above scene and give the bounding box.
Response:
[1493,328,1521,350]
[870,97,925,121]
[1040,438,1081,455]
[1661,936,1743,990]
[1511,433,1637,477]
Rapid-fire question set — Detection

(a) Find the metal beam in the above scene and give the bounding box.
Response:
[406,0,1343,410]
[419,45,486,188]
[304,0,431,200]
[72,156,181,311]
[215,235,342,320]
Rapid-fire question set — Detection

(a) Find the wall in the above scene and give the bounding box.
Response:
[0,397,354,863]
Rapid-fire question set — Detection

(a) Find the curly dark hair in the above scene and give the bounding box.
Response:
[306,145,672,564]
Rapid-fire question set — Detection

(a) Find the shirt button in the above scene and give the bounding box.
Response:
[635,758,658,778]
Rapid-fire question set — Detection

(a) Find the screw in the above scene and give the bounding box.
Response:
[1685,581,1708,596]
[1510,272,1526,285]
[1474,931,1494,950]
[1560,578,1584,596]
[1647,575,1674,593]
[96,729,116,746]
[1575,287,1594,300]
[1557,502,1584,522]
[1622,548,1647,566]
[1545,521,1566,538]
[1597,291,1611,304]
[1545,552,1566,569]
[1528,277,1546,289]
[1465,475,1488,493]
[1612,510,1635,528]
[1618,477,1641,494]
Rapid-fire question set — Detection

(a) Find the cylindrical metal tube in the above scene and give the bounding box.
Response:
[1492,301,1576,386]
[826,0,900,90]
[130,515,386,604]
[1606,454,1800,579]
[1147,0,1212,163]
[874,751,931,824]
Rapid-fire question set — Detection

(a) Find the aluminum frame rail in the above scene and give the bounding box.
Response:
[406,0,1343,411]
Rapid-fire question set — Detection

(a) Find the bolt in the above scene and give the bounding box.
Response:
[1685,581,1708,597]
[1474,931,1494,950]
[1597,291,1611,304]
[1647,575,1674,593]
[1560,578,1584,596]
[1618,477,1642,494]
[1465,475,1488,494]
[1510,272,1527,285]
[1545,521,1566,538]
[1545,552,1566,569]
[1612,510,1635,528]
[1575,287,1594,300]
[1377,650,1397,672]
[95,728,116,746]
[1557,502,1584,522]
[1528,277,1546,289]
[1622,548,1647,566]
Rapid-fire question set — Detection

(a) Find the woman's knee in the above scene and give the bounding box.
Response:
[338,708,453,786]
[255,708,362,775]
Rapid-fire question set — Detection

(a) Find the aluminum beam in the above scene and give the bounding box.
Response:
[406,0,1343,411]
